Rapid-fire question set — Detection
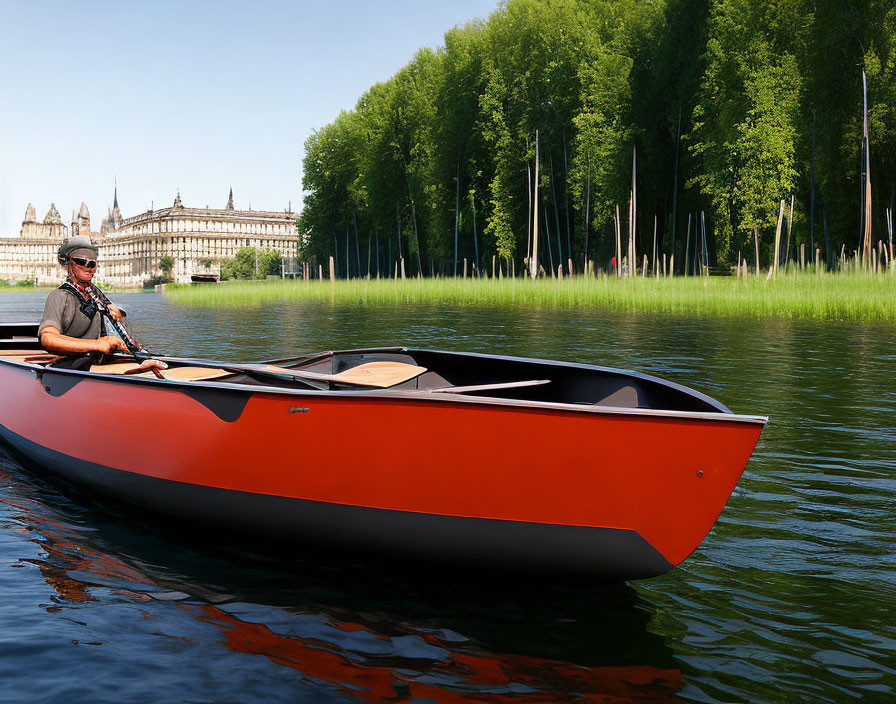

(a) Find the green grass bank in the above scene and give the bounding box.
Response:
[163,272,896,322]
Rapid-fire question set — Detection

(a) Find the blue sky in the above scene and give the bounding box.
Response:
[0,0,498,234]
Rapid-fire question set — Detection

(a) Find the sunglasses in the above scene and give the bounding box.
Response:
[70,257,98,269]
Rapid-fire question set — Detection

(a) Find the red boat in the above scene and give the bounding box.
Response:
[0,321,766,579]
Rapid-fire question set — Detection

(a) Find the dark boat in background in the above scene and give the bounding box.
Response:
[0,321,766,580]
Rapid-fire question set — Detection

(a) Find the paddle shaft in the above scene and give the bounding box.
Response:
[84,286,149,360]
[83,286,165,378]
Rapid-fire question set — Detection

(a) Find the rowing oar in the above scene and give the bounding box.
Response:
[83,286,167,378]
[141,355,426,389]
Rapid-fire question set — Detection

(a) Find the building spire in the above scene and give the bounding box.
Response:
[174,189,182,208]
[227,187,234,210]
[113,175,119,209]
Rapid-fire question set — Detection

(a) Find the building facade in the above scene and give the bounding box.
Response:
[0,203,70,283]
[0,190,298,285]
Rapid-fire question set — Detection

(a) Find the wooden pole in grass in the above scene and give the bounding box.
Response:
[887,208,893,268]
[701,211,708,275]
[773,199,785,276]
[684,213,691,276]
[530,130,540,279]
[526,161,532,275]
[631,143,637,279]
[784,195,794,271]
[615,205,622,278]
[862,69,873,264]
[583,154,591,273]
[627,194,634,278]
[329,256,335,282]
[754,228,760,276]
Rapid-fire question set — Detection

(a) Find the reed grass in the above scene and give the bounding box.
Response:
[164,270,896,322]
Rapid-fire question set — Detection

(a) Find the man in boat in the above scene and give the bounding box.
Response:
[38,235,162,371]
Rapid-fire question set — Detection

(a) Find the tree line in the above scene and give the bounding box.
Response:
[299,0,896,276]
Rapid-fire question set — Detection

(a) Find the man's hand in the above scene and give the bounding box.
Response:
[137,359,168,372]
[107,305,124,323]
[95,336,128,354]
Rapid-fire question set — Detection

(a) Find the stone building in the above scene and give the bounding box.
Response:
[0,188,299,286]
[0,203,70,282]
[100,190,299,285]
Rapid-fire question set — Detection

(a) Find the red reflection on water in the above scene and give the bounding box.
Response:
[192,604,682,703]
[8,493,154,607]
[2,466,682,703]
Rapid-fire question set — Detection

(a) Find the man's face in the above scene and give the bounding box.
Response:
[67,253,97,285]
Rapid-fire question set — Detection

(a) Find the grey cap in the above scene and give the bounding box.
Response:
[58,235,98,265]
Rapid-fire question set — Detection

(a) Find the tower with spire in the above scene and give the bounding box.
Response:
[101,177,123,234]
[226,187,234,210]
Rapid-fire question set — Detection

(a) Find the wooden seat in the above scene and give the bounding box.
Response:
[90,362,233,382]
[90,362,145,375]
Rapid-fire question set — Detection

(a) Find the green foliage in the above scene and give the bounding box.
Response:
[299,0,896,270]
[220,247,282,280]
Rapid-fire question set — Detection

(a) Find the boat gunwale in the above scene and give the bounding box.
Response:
[0,349,769,427]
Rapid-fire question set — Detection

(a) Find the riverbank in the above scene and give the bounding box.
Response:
[163,271,896,322]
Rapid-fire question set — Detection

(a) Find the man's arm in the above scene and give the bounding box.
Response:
[40,326,128,356]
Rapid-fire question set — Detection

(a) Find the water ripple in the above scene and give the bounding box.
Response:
[1,291,894,702]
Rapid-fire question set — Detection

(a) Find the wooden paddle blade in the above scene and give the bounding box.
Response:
[256,361,427,388]
[331,361,427,388]
[132,367,233,381]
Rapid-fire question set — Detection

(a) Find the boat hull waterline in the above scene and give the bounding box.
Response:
[0,334,766,579]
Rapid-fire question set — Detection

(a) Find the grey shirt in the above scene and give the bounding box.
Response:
[38,288,102,339]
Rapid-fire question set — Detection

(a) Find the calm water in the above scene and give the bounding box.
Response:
[0,291,893,703]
